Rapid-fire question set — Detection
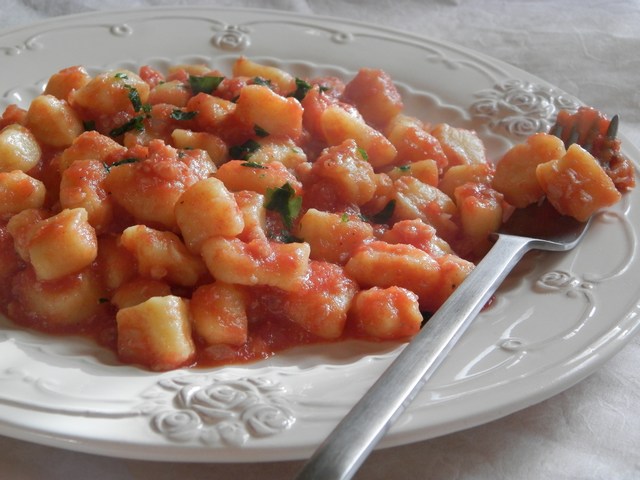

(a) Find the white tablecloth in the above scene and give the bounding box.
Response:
[1,1,639,479]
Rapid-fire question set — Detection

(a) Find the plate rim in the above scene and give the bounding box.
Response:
[0,5,639,463]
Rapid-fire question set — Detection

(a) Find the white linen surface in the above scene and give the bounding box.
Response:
[0,1,639,479]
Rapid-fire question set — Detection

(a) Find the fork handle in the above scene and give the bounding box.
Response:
[294,234,533,480]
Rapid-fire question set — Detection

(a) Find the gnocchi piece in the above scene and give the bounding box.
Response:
[27,208,98,281]
[493,133,566,207]
[308,139,377,206]
[342,68,404,128]
[120,225,207,287]
[6,208,47,262]
[111,277,172,309]
[116,295,195,371]
[245,139,307,170]
[439,163,495,200]
[43,65,92,101]
[215,160,301,195]
[321,104,397,169]
[9,267,104,327]
[0,105,27,130]
[105,140,202,230]
[232,57,296,95]
[0,124,42,172]
[96,234,137,291]
[345,240,442,311]
[454,182,504,256]
[234,190,268,242]
[201,237,310,291]
[186,93,236,134]
[171,129,228,166]
[175,177,245,253]
[190,282,248,346]
[536,144,621,221]
[387,160,439,187]
[380,219,453,258]
[147,80,191,107]
[297,208,374,264]
[59,159,113,232]
[431,123,487,167]
[281,261,359,339]
[233,84,303,140]
[0,170,46,217]
[57,130,128,172]
[385,114,448,170]
[393,176,458,240]
[70,69,150,117]
[431,254,474,309]
[168,63,212,77]
[25,95,84,148]
[349,286,422,339]
[301,84,337,139]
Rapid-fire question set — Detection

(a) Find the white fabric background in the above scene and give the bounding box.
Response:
[1,1,639,479]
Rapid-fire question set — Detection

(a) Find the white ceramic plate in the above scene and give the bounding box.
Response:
[0,7,639,463]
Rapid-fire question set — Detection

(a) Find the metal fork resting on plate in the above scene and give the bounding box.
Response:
[294,116,619,480]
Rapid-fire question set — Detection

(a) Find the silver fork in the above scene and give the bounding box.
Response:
[294,118,617,480]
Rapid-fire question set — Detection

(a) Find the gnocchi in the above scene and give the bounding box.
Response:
[0,58,632,371]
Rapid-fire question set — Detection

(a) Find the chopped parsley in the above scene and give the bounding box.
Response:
[229,139,261,160]
[114,73,143,112]
[188,75,224,95]
[83,120,96,131]
[252,77,272,88]
[241,161,266,169]
[102,157,140,172]
[397,165,411,172]
[170,109,197,121]
[265,182,302,230]
[289,77,312,101]
[126,86,143,112]
[357,147,369,161]
[109,115,146,137]
[360,200,396,224]
[254,125,269,137]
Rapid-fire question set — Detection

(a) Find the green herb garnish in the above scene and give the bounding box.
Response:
[102,157,140,172]
[124,86,142,112]
[289,77,312,101]
[188,75,224,95]
[265,182,302,230]
[241,161,266,169]
[114,72,128,79]
[397,165,411,172]
[83,120,96,131]
[369,200,396,224]
[254,125,269,138]
[170,109,197,121]
[229,139,261,160]
[252,77,272,88]
[109,116,145,137]
[112,157,140,167]
[357,147,369,161]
